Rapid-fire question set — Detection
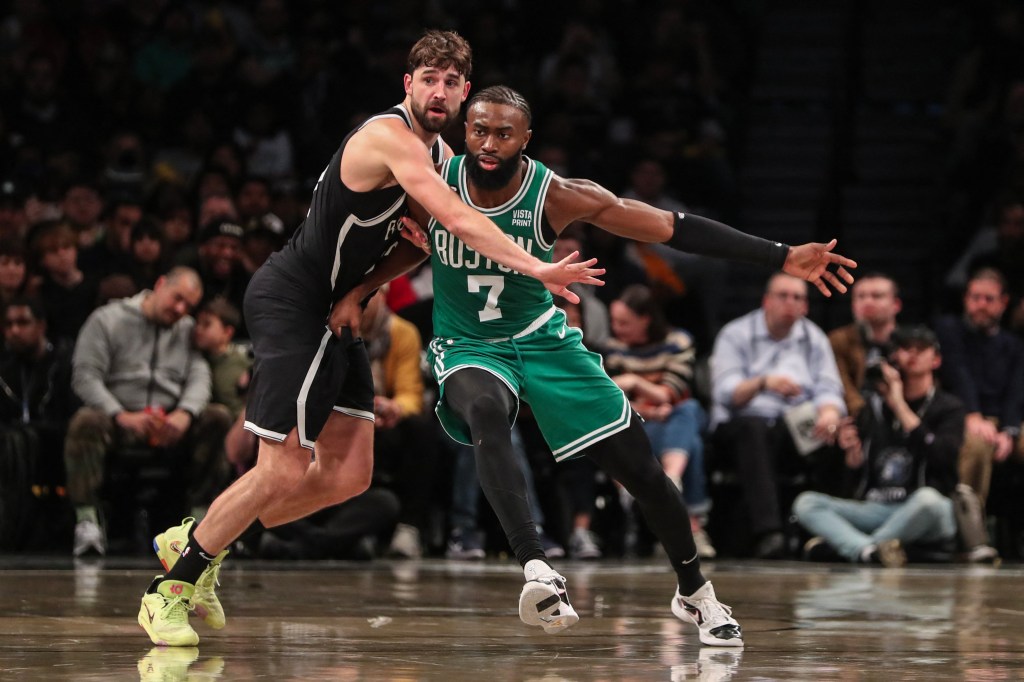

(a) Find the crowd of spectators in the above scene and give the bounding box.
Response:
[0,1,1021,564]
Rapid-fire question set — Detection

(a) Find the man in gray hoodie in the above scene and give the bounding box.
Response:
[65,266,228,556]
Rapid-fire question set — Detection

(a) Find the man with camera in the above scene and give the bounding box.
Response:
[792,325,964,566]
[828,272,902,419]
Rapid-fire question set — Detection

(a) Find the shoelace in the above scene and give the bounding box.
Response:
[536,573,570,602]
[163,596,191,625]
[686,595,734,625]
[198,562,221,590]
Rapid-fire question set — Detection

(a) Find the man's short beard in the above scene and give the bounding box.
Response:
[411,101,451,133]
[465,149,523,191]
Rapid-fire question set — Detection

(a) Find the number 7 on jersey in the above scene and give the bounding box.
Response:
[467,275,505,322]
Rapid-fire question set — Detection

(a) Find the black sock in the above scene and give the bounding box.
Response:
[162,534,216,587]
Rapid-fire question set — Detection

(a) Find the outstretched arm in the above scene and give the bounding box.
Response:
[545,176,856,296]
[347,121,604,302]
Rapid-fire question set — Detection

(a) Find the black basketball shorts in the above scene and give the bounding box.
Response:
[242,266,375,450]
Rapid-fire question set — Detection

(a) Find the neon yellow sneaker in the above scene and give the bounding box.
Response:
[153,517,228,629]
[138,578,199,647]
[137,646,199,681]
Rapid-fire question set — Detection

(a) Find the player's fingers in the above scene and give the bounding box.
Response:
[813,277,832,297]
[826,252,857,268]
[559,287,581,304]
[580,276,605,286]
[822,270,848,294]
[556,250,581,266]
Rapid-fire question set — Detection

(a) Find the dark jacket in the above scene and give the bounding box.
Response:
[853,387,964,500]
[934,314,1024,438]
[0,339,78,427]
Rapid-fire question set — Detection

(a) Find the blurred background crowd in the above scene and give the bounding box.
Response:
[0,0,1023,567]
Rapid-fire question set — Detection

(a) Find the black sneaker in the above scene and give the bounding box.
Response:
[446,528,485,560]
[802,536,841,562]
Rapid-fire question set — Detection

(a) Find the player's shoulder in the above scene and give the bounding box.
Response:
[351,115,417,149]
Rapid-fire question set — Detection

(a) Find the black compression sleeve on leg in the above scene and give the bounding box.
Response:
[444,369,544,567]
[666,212,790,269]
[584,418,706,594]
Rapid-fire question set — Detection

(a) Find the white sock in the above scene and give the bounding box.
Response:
[859,544,877,562]
[524,558,552,580]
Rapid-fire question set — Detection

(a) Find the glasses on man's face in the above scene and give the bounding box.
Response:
[769,291,807,302]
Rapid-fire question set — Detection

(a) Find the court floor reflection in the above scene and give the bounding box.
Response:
[1,558,1021,680]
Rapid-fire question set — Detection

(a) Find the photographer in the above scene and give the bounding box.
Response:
[792,326,964,566]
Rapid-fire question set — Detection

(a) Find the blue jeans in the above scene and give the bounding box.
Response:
[792,487,957,561]
[643,399,710,516]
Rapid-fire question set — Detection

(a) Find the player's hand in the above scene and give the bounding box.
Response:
[536,250,604,304]
[399,215,431,254]
[329,289,365,339]
[783,239,857,297]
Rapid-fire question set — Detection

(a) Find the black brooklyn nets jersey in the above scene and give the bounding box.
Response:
[265,104,444,308]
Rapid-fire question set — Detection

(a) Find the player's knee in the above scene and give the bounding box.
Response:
[466,392,511,429]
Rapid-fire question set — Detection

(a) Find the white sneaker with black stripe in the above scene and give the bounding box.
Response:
[519,560,579,634]
[671,581,743,647]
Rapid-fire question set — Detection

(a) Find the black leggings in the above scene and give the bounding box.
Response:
[444,369,544,567]
[444,368,705,593]
[584,418,705,593]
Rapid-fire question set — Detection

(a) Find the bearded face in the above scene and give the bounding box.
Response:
[464,147,524,191]
[407,66,467,133]
[410,96,459,133]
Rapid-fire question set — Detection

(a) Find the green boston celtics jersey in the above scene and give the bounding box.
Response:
[429,156,556,340]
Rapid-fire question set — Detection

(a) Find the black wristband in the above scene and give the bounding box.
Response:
[666,212,790,270]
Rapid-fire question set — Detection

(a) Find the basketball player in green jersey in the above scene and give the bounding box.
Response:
[334,86,857,646]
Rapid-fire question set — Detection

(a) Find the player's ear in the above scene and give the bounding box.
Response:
[523,129,532,150]
[403,73,413,95]
[461,80,471,101]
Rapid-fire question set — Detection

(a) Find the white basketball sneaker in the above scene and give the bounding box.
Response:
[519,560,579,634]
[671,581,743,647]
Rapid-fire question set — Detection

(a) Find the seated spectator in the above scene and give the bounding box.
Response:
[27,220,100,345]
[0,239,28,306]
[793,326,963,566]
[828,272,902,419]
[0,297,78,549]
[64,267,230,556]
[709,273,846,559]
[192,297,251,420]
[176,218,251,336]
[78,193,143,278]
[59,179,104,251]
[0,179,29,240]
[603,284,715,559]
[934,267,1024,506]
[944,195,1024,329]
[124,217,169,292]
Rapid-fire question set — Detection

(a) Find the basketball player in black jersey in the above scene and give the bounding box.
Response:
[137,31,604,647]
